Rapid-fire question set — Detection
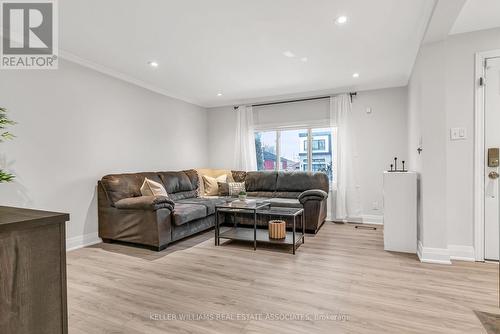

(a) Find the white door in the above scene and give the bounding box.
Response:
[484,57,500,260]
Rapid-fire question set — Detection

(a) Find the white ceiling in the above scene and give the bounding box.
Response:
[60,0,436,107]
[450,0,500,35]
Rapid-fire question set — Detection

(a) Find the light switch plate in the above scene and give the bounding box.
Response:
[450,127,467,140]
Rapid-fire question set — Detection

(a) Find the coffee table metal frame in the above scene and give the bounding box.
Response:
[215,202,305,254]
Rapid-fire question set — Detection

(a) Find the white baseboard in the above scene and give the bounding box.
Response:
[448,245,475,262]
[417,240,451,264]
[361,214,384,225]
[66,232,101,252]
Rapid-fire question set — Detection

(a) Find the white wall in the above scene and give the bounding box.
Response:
[207,87,408,220]
[408,27,500,262]
[0,60,208,249]
[351,88,408,218]
[444,28,500,249]
[207,106,237,169]
[407,41,448,253]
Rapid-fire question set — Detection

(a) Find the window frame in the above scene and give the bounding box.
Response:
[254,126,337,185]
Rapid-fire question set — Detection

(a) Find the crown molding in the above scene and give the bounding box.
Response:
[58,50,204,107]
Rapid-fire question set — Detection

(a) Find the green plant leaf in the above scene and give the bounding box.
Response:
[0,170,15,183]
[0,107,16,182]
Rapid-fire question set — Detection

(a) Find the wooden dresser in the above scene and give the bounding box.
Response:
[0,206,70,334]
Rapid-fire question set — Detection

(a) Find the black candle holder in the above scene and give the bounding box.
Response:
[387,157,408,172]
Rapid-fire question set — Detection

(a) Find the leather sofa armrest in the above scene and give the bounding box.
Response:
[115,196,175,211]
[298,189,328,204]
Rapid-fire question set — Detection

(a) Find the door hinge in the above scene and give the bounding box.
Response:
[479,77,485,86]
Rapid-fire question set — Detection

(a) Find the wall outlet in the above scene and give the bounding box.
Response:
[450,127,467,141]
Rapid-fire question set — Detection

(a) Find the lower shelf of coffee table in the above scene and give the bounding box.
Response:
[218,227,304,245]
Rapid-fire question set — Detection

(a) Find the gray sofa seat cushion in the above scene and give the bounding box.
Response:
[273,191,301,199]
[176,197,227,215]
[268,198,303,208]
[247,191,276,198]
[172,203,207,226]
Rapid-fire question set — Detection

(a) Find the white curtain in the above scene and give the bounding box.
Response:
[330,94,362,220]
[234,105,257,171]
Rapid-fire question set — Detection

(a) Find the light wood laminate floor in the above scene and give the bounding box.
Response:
[67,223,498,334]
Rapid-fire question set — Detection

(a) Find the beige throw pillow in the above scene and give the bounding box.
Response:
[203,174,227,196]
[140,178,169,197]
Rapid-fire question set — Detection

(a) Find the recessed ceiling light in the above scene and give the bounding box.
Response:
[335,15,348,25]
[217,92,223,96]
[283,51,295,58]
[148,61,159,67]
[352,73,360,78]
[300,57,308,62]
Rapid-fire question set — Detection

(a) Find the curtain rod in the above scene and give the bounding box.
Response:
[234,92,357,109]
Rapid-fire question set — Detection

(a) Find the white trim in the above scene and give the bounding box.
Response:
[66,232,101,252]
[361,214,384,225]
[58,50,204,107]
[276,130,281,170]
[473,49,500,262]
[417,240,451,264]
[417,240,423,260]
[448,245,475,262]
[307,128,313,173]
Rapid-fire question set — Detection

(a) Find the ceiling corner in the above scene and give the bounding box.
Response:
[422,0,467,45]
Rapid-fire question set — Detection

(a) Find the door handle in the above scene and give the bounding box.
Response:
[489,171,499,180]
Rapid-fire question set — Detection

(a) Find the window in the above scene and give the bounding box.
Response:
[255,131,277,171]
[280,129,306,171]
[312,128,334,182]
[255,127,336,183]
[304,139,326,151]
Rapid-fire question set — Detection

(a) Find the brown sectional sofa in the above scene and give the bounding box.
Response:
[98,169,329,251]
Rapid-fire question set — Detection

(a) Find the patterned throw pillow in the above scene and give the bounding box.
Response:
[228,182,246,196]
[231,170,247,183]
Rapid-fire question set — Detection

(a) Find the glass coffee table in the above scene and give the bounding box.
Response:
[215,200,305,254]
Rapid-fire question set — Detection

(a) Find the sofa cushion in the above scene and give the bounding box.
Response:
[202,174,227,196]
[115,196,175,211]
[218,182,229,196]
[245,171,278,192]
[172,203,207,226]
[247,191,275,198]
[169,190,199,201]
[276,171,329,193]
[176,197,226,215]
[273,191,301,199]
[268,198,303,208]
[228,182,246,196]
[158,170,198,194]
[196,169,235,195]
[101,172,162,204]
[231,170,247,183]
